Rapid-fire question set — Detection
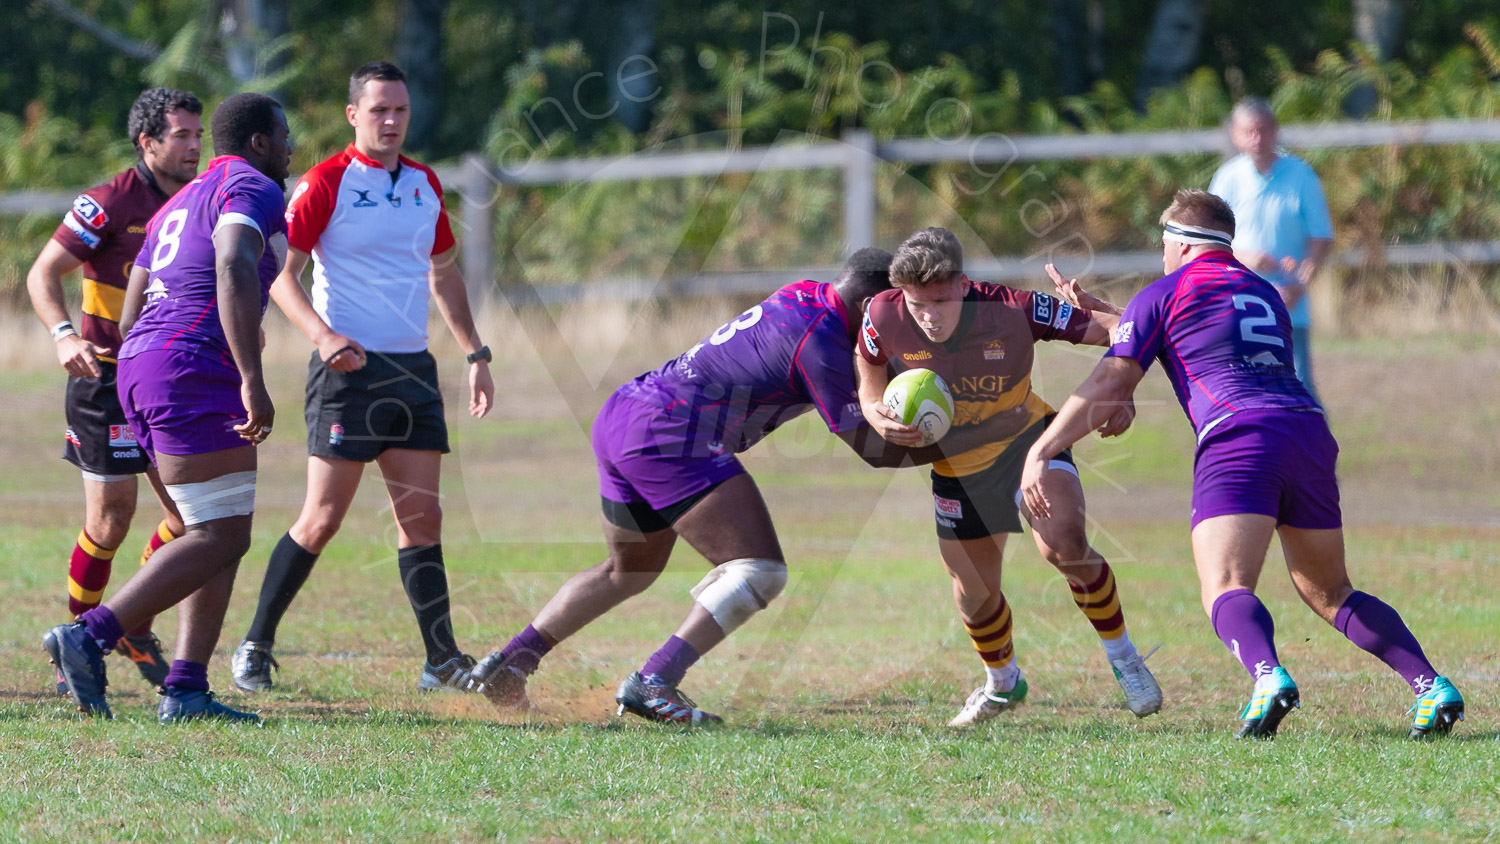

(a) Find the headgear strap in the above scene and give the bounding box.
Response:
[1163,220,1233,248]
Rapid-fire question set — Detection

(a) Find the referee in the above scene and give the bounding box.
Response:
[231,61,494,693]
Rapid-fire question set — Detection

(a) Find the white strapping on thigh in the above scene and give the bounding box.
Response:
[165,470,257,525]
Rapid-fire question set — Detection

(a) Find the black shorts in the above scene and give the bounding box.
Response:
[930,417,1075,541]
[62,363,150,477]
[599,480,723,534]
[305,350,450,462]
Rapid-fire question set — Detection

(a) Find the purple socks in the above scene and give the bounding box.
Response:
[79,606,125,653]
[501,625,553,676]
[1336,591,1438,695]
[163,660,210,692]
[640,635,700,687]
[1211,589,1281,680]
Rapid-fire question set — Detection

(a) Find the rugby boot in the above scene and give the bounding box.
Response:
[948,673,1029,727]
[465,651,531,708]
[158,688,260,724]
[1408,676,1465,739]
[1235,666,1299,739]
[1111,645,1164,717]
[230,640,279,692]
[117,632,170,688]
[42,622,111,718]
[418,653,477,692]
[615,672,723,725]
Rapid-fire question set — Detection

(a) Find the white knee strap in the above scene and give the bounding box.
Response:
[1013,459,1078,509]
[165,470,257,526]
[689,558,787,635]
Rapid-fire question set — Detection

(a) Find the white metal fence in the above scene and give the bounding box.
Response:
[7,118,1500,303]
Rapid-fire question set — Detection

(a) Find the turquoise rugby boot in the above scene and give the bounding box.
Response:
[1408,676,1465,739]
[1235,666,1299,739]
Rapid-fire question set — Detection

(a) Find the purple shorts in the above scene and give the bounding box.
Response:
[118,348,249,460]
[1191,409,1341,529]
[592,391,746,512]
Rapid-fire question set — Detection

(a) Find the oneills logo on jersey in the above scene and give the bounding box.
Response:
[983,340,1005,361]
[902,350,933,362]
[72,195,108,229]
[861,312,881,357]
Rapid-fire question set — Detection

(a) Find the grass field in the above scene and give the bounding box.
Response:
[0,314,1496,842]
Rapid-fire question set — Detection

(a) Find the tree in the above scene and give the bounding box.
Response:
[1347,0,1403,117]
[396,0,450,153]
[1135,0,1205,109]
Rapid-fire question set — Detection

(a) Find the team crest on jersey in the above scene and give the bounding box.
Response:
[1112,321,1134,345]
[902,350,933,362]
[349,189,378,208]
[63,213,102,249]
[1031,293,1055,326]
[71,195,108,229]
[983,340,1005,361]
[108,425,137,447]
[413,188,423,207]
[934,495,963,519]
[861,311,881,357]
[144,278,168,302]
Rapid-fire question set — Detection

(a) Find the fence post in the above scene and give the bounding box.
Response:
[842,130,878,255]
[458,152,496,302]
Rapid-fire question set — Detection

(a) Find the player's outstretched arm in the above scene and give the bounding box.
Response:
[428,248,493,419]
[27,240,103,378]
[214,224,274,444]
[269,246,366,372]
[838,405,1030,469]
[1019,356,1144,519]
[1046,263,1119,344]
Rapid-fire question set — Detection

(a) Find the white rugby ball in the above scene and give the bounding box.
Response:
[883,368,954,447]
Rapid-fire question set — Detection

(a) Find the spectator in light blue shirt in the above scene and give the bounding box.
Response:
[1209,97,1334,403]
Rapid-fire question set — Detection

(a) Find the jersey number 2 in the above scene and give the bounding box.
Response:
[709,305,764,346]
[1232,294,1285,347]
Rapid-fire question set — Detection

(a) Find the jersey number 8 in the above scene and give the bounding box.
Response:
[150,208,191,272]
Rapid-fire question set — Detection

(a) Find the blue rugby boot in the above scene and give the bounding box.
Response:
[1408,676,1464,739]
[158,688,261,724]
[43,622,111,718]
[1235,666,1299,739]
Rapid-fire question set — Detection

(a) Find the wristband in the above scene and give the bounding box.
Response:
[466,345,492,364]
[50,321,78,341]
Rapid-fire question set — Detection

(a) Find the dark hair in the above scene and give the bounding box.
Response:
[128,87,203,156]
[210,93,283,158]
[833,247,895,301]
[891,227,964,288]
[1160,189,1237,239]
[349,61,406,105]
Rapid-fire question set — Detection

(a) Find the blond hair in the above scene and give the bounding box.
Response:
[891,227,964,289]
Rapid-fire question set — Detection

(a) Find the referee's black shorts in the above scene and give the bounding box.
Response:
[304,350,449,462]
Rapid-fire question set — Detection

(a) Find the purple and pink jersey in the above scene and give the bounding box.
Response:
[1104,250,1321,443]
[615,280,866,456]
[119,155,285,371]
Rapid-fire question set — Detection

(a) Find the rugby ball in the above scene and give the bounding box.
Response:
[883,368,954,447]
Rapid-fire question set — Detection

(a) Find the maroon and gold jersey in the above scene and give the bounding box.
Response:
[49,164,169,359]
[859,282,1096,477]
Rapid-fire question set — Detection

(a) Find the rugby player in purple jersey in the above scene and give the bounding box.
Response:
[467,249,1032,724]
[43,93,293,723]
[1020,190,1465,739]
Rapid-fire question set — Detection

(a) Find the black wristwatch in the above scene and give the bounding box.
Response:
[466,345,492,364]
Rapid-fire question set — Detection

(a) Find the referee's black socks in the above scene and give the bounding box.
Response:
[398,544,460,665]
[246,532,321,645]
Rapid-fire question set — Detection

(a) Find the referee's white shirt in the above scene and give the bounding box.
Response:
[284,143,457,352]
